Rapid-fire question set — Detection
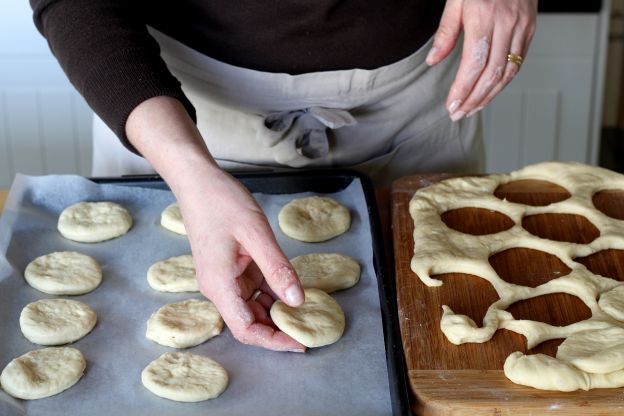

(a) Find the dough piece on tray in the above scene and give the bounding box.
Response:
[146,299,223,348]
[270,288,345,348]
[278,196,350,242]
[20,299,97,345]
[291,253,360,293]
[141,352,228,402]
[0,347,86,400]
[147,255,197,292]
[160,202,186,235]
[57,201,132,243]
[24,251,102,295]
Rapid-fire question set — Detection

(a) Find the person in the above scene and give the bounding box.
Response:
[31,0,537,352]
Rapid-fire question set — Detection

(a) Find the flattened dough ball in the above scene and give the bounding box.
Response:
[291,253,360,293]
[160,202,186,235]
[146,299,223,348]
[147,255,197,292]
[270,288,345,348]
[278,196,350,242]
[25,251,102,295]
[0,347,86,400]
[141,352,228,402]
[58,201,132,243]
[20,299,97,345]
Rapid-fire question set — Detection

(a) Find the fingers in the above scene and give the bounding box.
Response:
[211,289,306,352]
[446,0,538,120]
[426,0,463,66]
[236,213,304,307]
[446,9,493,121]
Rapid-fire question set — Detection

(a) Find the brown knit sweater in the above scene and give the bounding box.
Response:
[30,0,444,146]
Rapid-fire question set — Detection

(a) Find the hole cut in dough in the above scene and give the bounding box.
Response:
[574,248,624,282]
[441,207,514,235]
[494,179,571,206]
[489,247,571,288]
[522,213,599,244]
[592,189,624,221]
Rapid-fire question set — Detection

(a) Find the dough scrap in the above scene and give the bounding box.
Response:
[278,196,350,242]
[409,161,624,390]
[160,202,186,235]
[147,255,197,292]
[24,251,102,295]
[291,253,360,293]
[141,352,228,402]
[0,347,86,400]
[146,299,223,348]
[270,288,345,347]
[57,201,132,243]
[20,299,97,345]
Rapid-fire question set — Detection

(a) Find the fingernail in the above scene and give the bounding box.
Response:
[289,348,305,353]
[426,47,438,65]
[450,111,466,122]
[467,106,483,118]
[448,100,461,114]
[285,284,304,305]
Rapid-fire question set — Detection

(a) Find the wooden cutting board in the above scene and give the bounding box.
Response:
[391,174,624,415]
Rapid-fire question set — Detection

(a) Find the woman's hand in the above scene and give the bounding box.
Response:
[126,96,306,352]
[426,0,538,120]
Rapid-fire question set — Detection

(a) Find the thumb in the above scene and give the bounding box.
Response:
[427,0,463,66]
[238,217,304,307]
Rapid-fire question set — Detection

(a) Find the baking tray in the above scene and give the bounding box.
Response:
[84,169,408,415]
[0,171,409,415]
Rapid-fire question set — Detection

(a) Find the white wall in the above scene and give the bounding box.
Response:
[0,0,93,188]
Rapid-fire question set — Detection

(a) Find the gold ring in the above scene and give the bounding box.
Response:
[507,53,524,66]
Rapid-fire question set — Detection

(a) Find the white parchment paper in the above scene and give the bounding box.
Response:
[0,174,391,416]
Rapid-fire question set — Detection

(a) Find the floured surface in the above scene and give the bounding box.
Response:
[409,161,624,391]
[0,174,390,416]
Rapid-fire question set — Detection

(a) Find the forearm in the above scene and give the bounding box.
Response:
[125,96,220,193]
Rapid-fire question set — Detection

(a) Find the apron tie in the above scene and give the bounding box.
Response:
[258,107,357,166]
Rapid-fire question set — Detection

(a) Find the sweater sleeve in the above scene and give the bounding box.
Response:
[30,0,197,154]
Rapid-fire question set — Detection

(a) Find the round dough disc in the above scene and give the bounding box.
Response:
[24,251,102,295]
[599,285,624,321]
[147,255,197,292]
[20,299,97,345]
[160,203,186,235]
[57,201,132,243]
[141,352,228,402]
[270,288,345,347]
[291,253,360,293]
[0,347,86,400]
[146,299,223,348]
[278,196,350,242]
